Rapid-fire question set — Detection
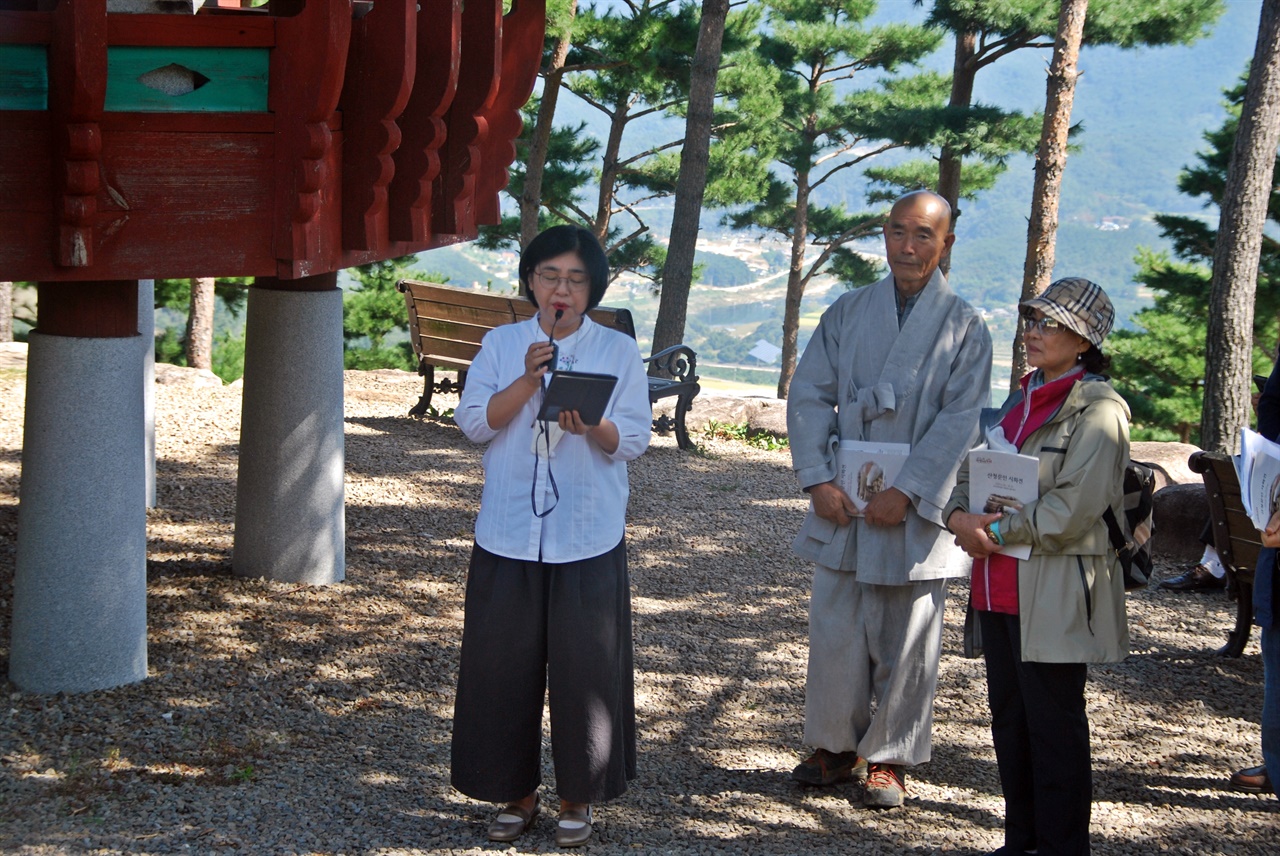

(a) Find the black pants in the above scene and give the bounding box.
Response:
[450,540,636,804]
[980,611,1092,856]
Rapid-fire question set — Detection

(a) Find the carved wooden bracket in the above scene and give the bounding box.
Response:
[338,0,416,256]
[387,0,461,245]
[476,0,546,226]
[270,0,351,278]
[433,0,502,241]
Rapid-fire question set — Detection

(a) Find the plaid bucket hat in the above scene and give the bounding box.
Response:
[1020,277,1114,346]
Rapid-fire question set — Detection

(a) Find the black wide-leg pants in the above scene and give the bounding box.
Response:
[450,540,636,804]
[979,611,1092,856]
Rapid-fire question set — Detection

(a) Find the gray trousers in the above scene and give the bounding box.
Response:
[450,540,636,804]
[804,565,947,766]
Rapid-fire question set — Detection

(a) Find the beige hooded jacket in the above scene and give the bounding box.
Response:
[946,376,1131,664]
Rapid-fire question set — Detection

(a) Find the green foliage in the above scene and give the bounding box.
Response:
[476,98,602,252]
[925,0,1224,49]
[155,318,246,383]
[726,1,951,297]
[702,419,789,451]
[1109,300,1210,442]
[342,258,443,372]
[694,252,752,287]
[1111,68,1279,443]
[229,764,256,784]
[154,327,185,367]
[490,0,776,288]
[151,276,251,370]
[211,330,246,384]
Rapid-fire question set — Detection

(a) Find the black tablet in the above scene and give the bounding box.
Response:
[537,371,618,425]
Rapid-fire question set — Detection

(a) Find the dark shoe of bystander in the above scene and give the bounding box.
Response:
[790,748,868,786]
[1158,564,1226,592]
[1229,763,1272,794]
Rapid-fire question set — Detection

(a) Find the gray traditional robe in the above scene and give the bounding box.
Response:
[788,270,992,584]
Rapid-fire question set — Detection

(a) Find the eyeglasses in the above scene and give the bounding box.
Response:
[1021,309,1071,336]
[534,269,590,292]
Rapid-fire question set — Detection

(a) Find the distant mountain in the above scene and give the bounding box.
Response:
[943,0,1260,320]
[415,1,1262,393]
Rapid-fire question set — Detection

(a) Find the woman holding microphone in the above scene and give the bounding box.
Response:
[450,225,651,847]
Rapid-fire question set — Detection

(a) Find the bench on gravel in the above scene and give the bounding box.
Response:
[1188,450,1260,657]
[398,279,702,449]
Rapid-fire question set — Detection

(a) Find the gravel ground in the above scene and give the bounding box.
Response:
[0,361,1275,855]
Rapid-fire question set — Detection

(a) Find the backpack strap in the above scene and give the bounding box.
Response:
[1103,505,1128,552]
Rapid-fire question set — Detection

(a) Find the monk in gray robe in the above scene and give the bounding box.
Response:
[786,190,992,809]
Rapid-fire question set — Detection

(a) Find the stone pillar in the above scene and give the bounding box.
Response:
[11,280,146,693]
[233,278,345,584]
[139,278,156,508]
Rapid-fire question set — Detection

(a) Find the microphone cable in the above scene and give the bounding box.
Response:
[531,309,563,518]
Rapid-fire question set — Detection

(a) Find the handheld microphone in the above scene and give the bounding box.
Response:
[541,308,563,371]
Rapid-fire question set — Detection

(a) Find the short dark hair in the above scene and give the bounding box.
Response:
[1082,345,1111,377]
[519,225,611,311]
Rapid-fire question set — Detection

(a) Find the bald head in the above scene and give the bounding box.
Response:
[882,191,955,296]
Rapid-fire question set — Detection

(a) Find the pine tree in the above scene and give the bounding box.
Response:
[341,258,441,371]
[1109,72,1280,444]
[727,0,948,398]
[1201,0,1280,453]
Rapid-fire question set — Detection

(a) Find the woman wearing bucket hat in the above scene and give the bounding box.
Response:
[944,277,1132,856]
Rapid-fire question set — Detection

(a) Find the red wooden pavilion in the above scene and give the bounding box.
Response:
[0,0,545,692]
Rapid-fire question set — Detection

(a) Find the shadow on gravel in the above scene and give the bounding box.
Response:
[0,390,1277,855]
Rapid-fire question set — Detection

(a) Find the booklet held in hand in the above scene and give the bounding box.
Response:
[537,371,618,425]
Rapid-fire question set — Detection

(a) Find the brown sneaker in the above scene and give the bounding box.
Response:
[863,762,907,808]
[1229,763,1271,793]
[790,748,868,786]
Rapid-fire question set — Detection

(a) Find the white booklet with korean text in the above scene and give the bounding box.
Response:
[837,440,911,515]
[1236,426,1280,531]
[967,448,1039,559]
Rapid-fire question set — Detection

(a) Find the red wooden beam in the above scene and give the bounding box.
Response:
[0,9,52,43]
[37,280,137,338]
[106,13,275,47]
[253,271,338,292]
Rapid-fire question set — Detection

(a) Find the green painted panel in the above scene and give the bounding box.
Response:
[0,45,49,110]
[105,46,268,112]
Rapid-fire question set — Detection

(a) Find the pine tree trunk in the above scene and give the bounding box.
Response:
[519,1,577,259]
[186,277,216,370]
[651,0,729,371]
[1012,0,1088,392]
[778,176,811,400]
[937,29,977,277]
[0,282,12,343]
[593,103,629,244]
[1201,0,1280,453]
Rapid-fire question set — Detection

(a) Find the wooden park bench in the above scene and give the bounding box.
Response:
[1188,450,1260,657]
[397,279,702,449]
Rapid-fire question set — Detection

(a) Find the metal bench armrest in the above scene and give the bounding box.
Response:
[644,344,699,382]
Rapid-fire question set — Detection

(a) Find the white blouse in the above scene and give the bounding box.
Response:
[455,314,652,562]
